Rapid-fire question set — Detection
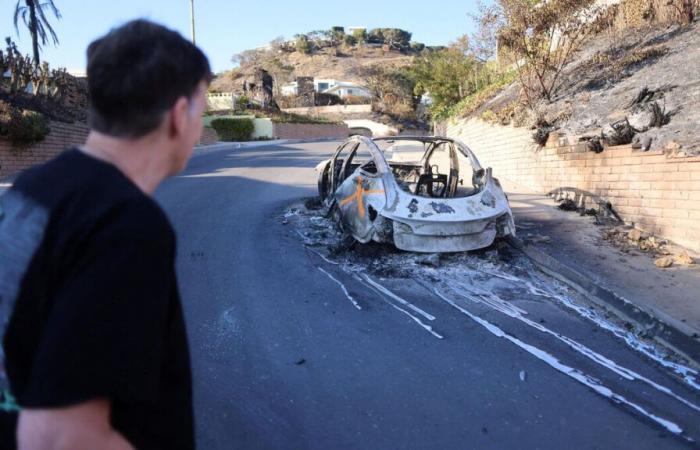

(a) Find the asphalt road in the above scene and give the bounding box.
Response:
[155,141,700,450]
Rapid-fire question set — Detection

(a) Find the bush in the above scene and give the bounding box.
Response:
[367,29,384,43]
[0,101,50,149]
[344,94,370,105]
[295,34,312,54]
[410,42,425,52]
[209,118,254,141]
[236,95,250,110]
[352,28,367,43]
[343,34,357,46]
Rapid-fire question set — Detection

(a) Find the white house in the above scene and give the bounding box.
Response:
[322,82,371,99]
[347,27,367,36]
[280,79,371,99]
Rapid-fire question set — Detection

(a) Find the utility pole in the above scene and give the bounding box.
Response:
[189,0,196,45]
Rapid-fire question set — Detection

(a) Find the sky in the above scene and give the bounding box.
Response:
[2,1,483,74]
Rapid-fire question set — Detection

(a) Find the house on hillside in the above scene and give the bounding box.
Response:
[280,78,371,99]
[347,26,367,35]
[323,82,371,99]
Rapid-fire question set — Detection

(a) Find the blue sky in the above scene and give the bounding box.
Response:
[3,1,483,74]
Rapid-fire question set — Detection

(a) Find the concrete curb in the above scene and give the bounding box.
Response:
[507,235,700,369]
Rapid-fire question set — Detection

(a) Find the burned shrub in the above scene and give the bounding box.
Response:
[602,118,636,146]
[586,136,605,153]
[532,116,553,146]
[647,101,673,128]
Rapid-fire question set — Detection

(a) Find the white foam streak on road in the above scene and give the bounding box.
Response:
[361,274,436,321]
[446,280,700,414]
[525,272,700,391]
[474,267,521,282]
[308,248,340,265]
[352,274,443,340]
[433,289,685,437]
[317,267,362,310]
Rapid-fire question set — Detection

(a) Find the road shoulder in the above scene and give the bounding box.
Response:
[502,178,700,367]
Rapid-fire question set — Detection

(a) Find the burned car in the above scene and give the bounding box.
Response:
[315,136,515,253]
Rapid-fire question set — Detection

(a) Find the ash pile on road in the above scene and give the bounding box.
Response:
[281,198,522,279]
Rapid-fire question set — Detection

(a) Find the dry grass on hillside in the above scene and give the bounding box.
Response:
[210,46,414,94]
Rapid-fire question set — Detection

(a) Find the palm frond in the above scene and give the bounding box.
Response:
[35,1,60,45]
[40,0,61,19]
[13,1,25,34]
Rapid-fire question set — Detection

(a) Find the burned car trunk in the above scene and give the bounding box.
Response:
[315,136,515,253]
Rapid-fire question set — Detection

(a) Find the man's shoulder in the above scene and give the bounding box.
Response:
[12,148,173,248]
[106,195,173,245]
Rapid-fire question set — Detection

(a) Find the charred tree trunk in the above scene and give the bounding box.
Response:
[681,0,694,24]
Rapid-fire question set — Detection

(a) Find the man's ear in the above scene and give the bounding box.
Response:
[168,97,190,139]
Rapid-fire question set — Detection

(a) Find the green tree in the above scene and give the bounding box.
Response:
[352,65,417,120]
[410,42,425,53]
[352,28,367,43]
[343,34,357,47]
[381,28,412,51]
[329,26,345,47]
[13,0,61,67]
[367,28,384,43]
[294,34,312,54]
[409,46,493,116]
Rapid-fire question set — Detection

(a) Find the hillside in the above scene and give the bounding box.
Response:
[468,20,700,155]
[211,45,415,94]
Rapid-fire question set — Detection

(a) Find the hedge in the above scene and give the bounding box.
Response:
[0,100,50,149]
[210,117,254,141]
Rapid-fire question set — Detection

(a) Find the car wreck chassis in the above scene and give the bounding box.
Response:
[316,136,516,253]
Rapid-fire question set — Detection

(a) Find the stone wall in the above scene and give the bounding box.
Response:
[446,118,700,251]
[0,121,90,178]
[273,123,349,140]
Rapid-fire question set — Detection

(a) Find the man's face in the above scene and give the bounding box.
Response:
[169,80,208,175]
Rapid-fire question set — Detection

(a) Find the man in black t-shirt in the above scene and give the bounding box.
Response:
[0,20,211,449]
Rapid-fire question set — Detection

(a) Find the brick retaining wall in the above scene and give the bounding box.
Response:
[199,126,219,145]
[446,118,700,251]
[0,121,90,178]
[272,123,349,140]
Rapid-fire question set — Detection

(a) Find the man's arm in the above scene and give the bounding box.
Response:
[17,398,133,450]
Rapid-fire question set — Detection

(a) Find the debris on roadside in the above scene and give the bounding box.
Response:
[417,253,441,268]
[549,188,622,225]
[558,199,579,212]
[675,251,695,266]
[628,228,643,242]
[603,226,667,256]
[655,256,674,269]
[602,226,697,269]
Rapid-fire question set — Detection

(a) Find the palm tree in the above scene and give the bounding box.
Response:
[13,0,61,68]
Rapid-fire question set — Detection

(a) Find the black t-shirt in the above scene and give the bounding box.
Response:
[0,149,194,449]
